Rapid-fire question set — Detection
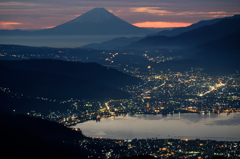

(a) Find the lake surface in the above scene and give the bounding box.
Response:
[74,113,240,141]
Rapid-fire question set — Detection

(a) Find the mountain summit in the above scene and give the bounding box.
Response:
[44,8,153,35]
[70,8,118,23]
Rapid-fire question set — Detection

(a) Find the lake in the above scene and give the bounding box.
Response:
[74,113,240,141]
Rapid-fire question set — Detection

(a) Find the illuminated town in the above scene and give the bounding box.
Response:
[1,47,240,158]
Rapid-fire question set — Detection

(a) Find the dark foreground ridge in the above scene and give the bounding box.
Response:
[0,59,141,100]
[0,112,88,159]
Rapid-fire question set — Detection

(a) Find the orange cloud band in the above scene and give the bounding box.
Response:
[132,21,192,28]
[0,22,22,29]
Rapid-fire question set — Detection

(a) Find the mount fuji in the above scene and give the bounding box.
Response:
[0,8,153,36]
[37,8,153,35]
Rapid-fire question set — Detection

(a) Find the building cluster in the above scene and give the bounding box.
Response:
[77,137,240,159]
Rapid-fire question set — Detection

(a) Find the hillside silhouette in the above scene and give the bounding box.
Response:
[0,59,141,100]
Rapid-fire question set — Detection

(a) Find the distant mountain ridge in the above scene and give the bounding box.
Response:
[81,37,143,50]
[155,14,240,37]
[125,17,240,49]
[80,14,240,50]
[0,8,153,36]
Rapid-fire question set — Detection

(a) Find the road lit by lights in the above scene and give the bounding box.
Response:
[199,83,226,97]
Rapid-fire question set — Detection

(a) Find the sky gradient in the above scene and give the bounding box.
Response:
[1,0,240,30]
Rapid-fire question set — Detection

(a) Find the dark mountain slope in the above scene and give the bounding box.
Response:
[187,30,240,59]
[155,14,240,37]
[0,59,141,88]
[0,60,141,100]
[126,18,240,49]
[0,65,111,100]
[0,90,69,114]
[0,113,88,159]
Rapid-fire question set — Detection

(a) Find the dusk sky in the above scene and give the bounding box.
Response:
[1,0,240,30]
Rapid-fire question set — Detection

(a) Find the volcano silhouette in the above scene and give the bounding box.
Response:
[43,8,152,35]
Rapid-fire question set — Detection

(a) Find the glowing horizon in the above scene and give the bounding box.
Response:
[0,21,56,30]
[0,22,22,29]
[132,21,193,28]
[0,21,193,30]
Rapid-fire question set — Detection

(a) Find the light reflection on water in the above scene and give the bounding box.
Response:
[74,113,240,141]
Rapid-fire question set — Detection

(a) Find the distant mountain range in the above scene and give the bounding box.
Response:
[0,59,141,100]
[154,14,240,37]
[0,8,153,36]
[146,30,240,76]
[115,15,240,76]
[81,37,143,50]
[125,17,240,50]
[80,14,240,50]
